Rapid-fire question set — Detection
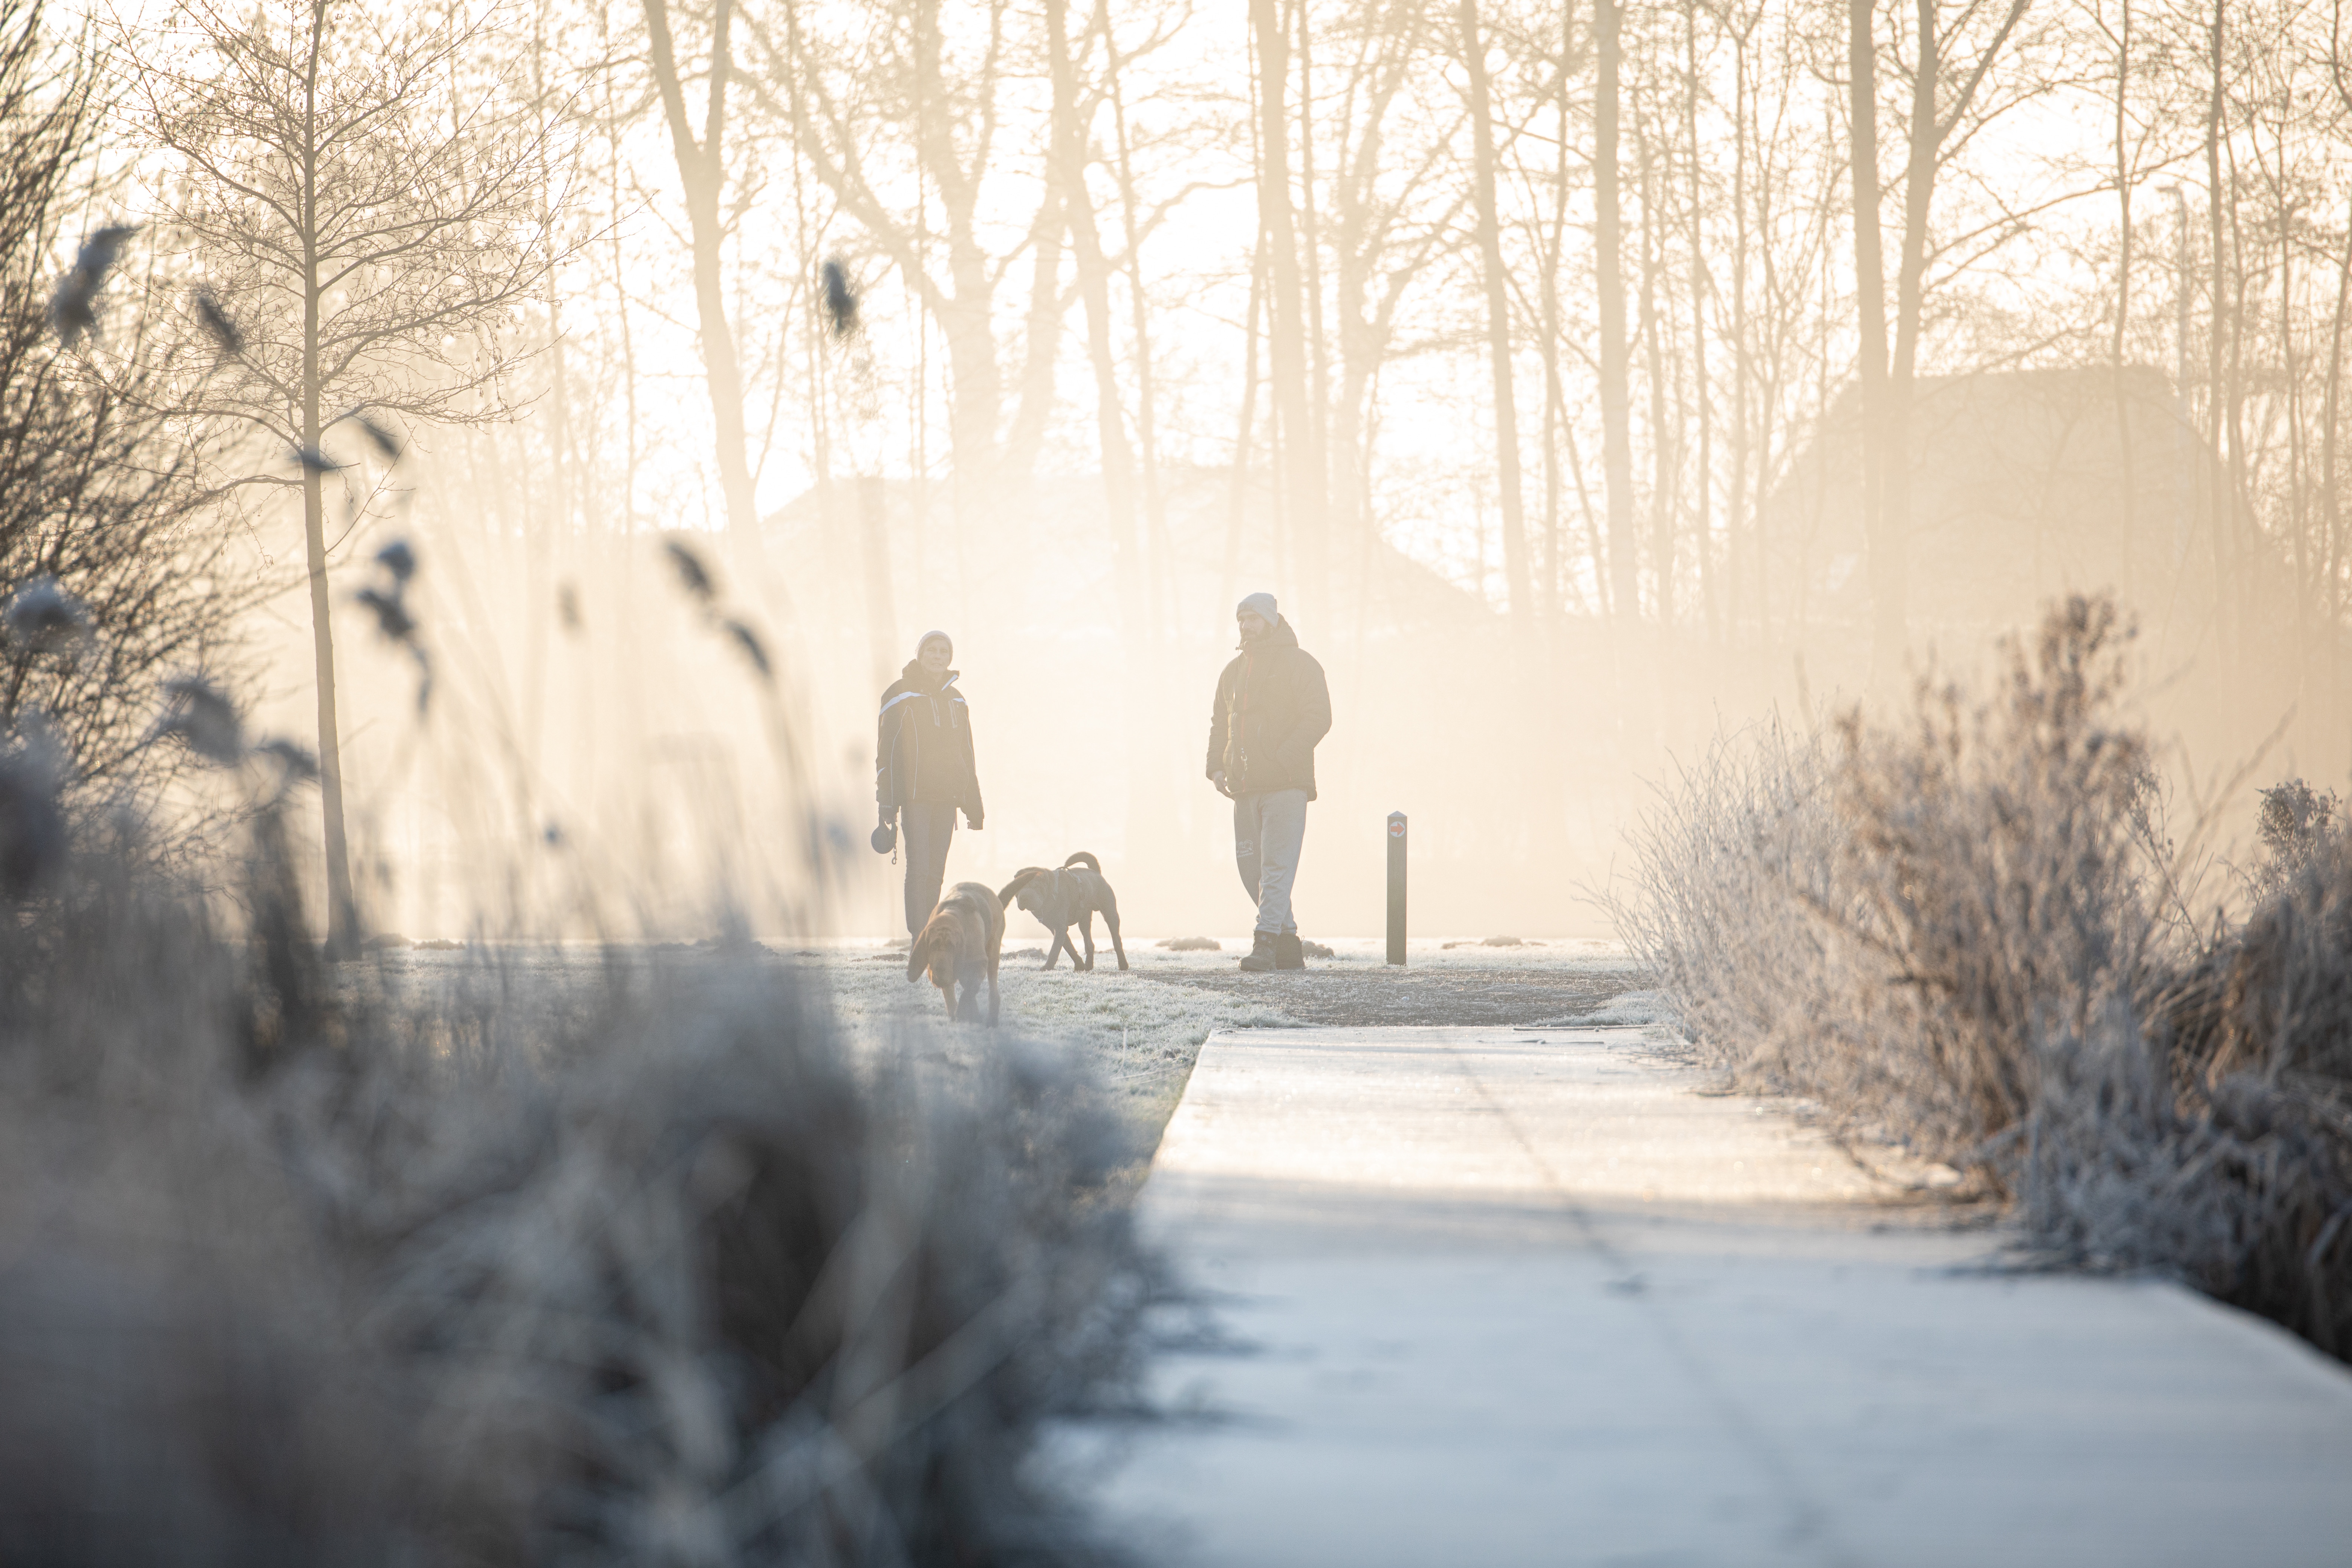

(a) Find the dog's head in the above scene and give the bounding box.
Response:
[908,904,974,989]
[995,867,1051,916]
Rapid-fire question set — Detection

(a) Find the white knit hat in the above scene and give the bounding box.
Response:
[1237,592,1278,624]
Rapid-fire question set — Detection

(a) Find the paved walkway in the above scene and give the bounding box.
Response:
[1086,1026,2352,1568]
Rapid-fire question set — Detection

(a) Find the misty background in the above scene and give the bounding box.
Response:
[28,0,2352,943]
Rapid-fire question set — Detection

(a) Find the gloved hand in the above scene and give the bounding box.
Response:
[965,811,984,831]
[1210,769,1232,799]
[878,805,896,828]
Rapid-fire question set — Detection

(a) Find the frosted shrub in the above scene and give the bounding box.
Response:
[1812,596,2163,1172]
[1617,594,2352,1358]
[1608,719,1847,1079]
[1619,597,2165,1178]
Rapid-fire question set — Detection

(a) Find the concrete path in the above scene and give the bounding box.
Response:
[1086,1026,2352,1568]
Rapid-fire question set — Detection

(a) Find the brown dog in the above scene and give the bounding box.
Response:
[997,851,1129,972]
[907,880,1006,1023]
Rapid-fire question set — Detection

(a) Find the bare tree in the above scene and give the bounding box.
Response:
[1457,0,1532,633]
[134,0,559,953]
[2,5,248,809]
[745,0,1070,495]
[642,0,761,542]
[1253,0,1326,616]
[1594,0,1637,619]
[1316,0,1462,574]
[1847,0,2034,680]
[1046,0,1143,635]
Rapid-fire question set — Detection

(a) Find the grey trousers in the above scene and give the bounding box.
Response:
[1233,788,1309,935]
[900,802,957,936]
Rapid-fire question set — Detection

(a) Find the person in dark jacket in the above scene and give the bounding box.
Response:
[1205,592,1332,971]
[878,630,985,937]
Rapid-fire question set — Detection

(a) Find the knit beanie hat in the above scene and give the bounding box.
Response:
[1237,592,1278,626]
[916,629,953,659]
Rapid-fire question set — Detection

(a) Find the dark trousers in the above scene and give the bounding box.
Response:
[900,803,958,936]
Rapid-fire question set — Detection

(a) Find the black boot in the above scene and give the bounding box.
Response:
[1237,930,1278,971]
[1275,932,1305,969]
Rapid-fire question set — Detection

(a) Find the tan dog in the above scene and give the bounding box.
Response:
[997,851,1129,972]
[907,880,1006,1023]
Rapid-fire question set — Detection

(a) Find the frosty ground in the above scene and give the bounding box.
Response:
[365,935,1651,1133]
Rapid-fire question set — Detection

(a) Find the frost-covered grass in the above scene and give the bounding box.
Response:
[369,937,1319,1140]
[373,934,1650,1143]
[807,948,1300,1134]
[1523,989,1676,1028]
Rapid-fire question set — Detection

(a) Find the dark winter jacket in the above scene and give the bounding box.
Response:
[1205,617,1332,800]
[878,661,984,823]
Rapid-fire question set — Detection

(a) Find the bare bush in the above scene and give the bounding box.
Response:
[1617,597,2166,1173]
[1812,597,2163,1170]
[1607,717,1846,1078]
[1614,594,2352,1360]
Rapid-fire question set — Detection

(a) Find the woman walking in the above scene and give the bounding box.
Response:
[875,630,985,936]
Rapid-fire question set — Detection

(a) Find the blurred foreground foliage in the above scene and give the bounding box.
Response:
[0,793,1159,1565]
[1615,595,2352,1361]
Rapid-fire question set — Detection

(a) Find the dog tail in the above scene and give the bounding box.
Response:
[997,868,1043,909]
[1061,851,1102,874]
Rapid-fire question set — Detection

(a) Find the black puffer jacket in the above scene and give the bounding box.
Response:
[877,661,983,823]
[1205,617,1332,799]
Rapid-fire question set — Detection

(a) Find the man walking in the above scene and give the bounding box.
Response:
[1206,592,1331,971]
[876,630,984,937]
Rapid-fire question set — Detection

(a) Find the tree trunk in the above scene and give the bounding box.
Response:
[2324,202,2350,751]
[1222,237,1267,620]
[1459,0,1531,632]
[1251,0,1323,618]
[1046,0,1143,637]
[1684,0,1715,641]
[1847,0,1896,682]
[1107,43,1174,633]
[1728,22,1752,642]
[1295,0,1332,545]
[1638,121,1675,626]
[1540,34,1572,620]
[999,190,1067,483]
[2204,0,2233,655]
[1595,0,1638,619]
[1876,0,1945,679]
[299,0,356,957]
[2109,0,2136,601]
[644,0,759,540]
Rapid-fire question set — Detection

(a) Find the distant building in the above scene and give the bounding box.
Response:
[1756,366,2215,668]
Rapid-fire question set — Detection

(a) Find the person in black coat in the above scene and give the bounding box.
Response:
[877,630,985,936]
[1205,592,1332,970]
